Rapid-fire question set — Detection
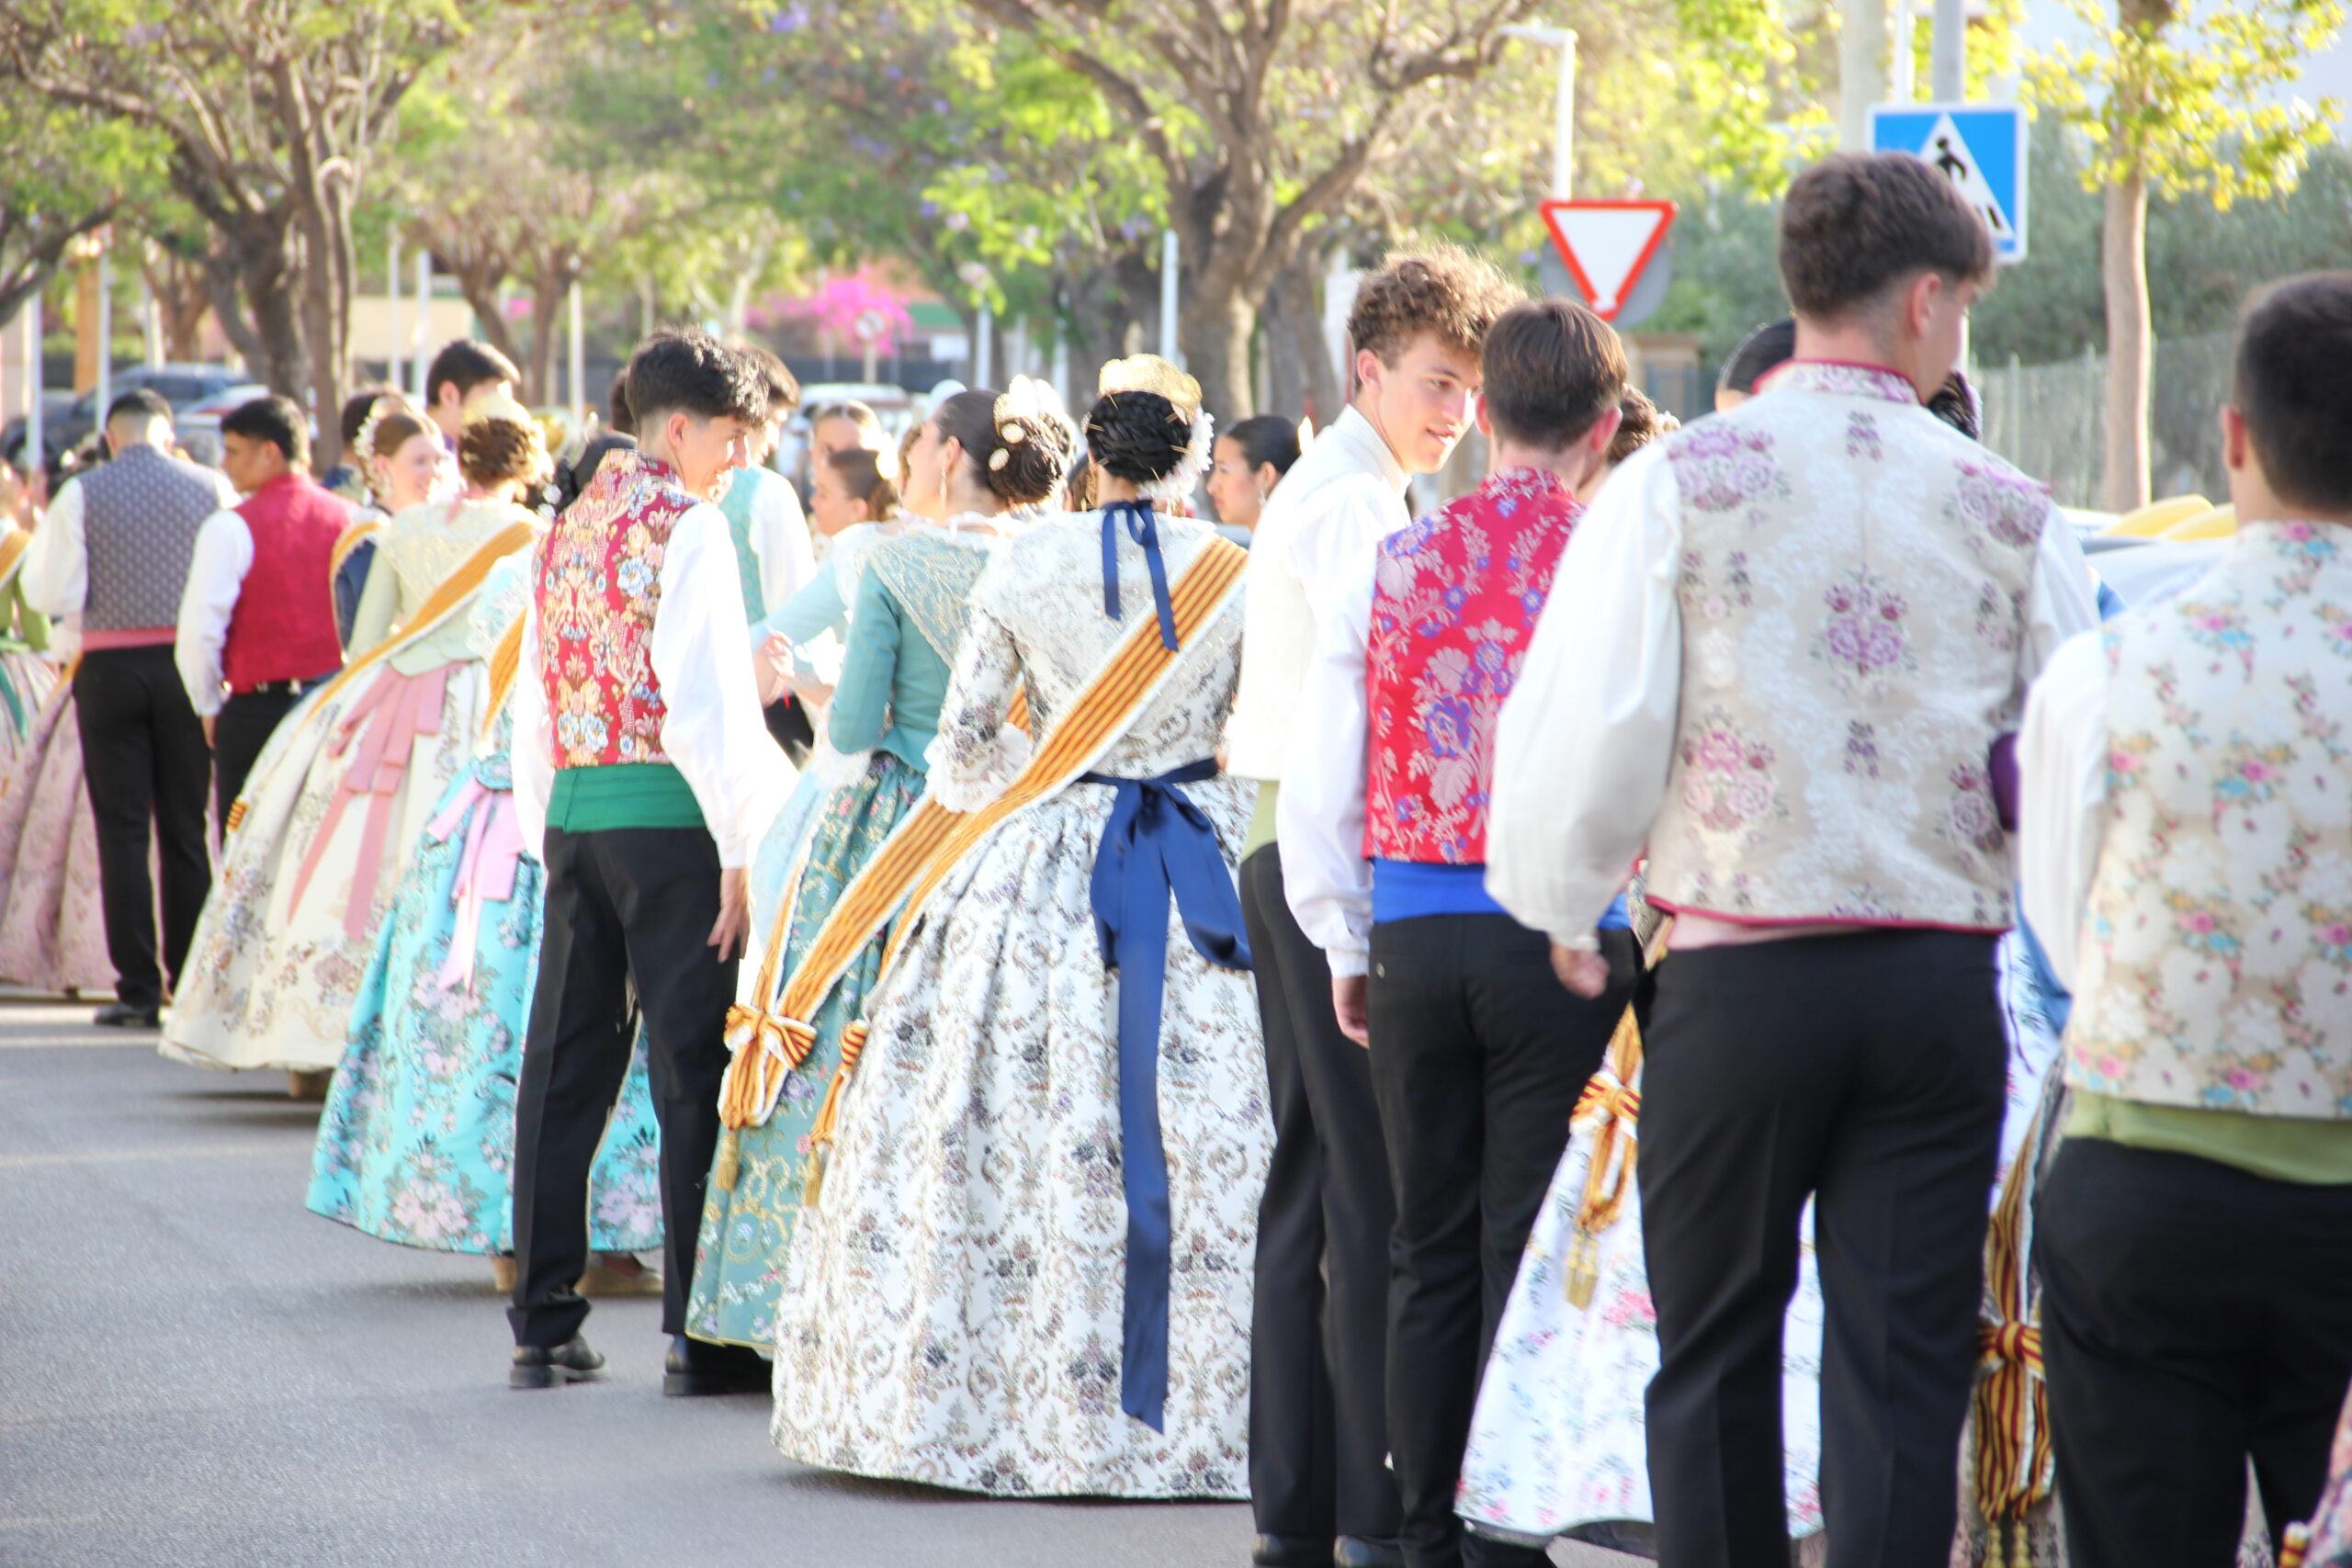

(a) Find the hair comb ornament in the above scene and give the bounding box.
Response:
[1097,355,1203,425]
[352,396,400,469]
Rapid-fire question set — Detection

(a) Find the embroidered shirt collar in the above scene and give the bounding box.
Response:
[1479,466,1575,506]
[1763,360,1920,407]
[1330,405,1410,496]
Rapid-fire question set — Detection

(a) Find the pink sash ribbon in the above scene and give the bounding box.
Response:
[288,663,452,941]
[424,775,524,992]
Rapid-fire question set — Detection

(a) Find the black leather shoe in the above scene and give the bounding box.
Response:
[1251,1535,1333,1567]
[509,1337,604,1389]
[1332,1540,1406,1568]
[662,1334,769,1396]
[92,1001,161,1029]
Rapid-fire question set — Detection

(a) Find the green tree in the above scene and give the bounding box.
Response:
[0,99,163,329]
[2026,0,2341,510]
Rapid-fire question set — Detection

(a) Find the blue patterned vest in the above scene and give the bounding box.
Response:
[74,444,227,632]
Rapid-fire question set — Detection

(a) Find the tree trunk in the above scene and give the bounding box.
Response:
[526,263,571,407]
[1264,247,1341,427]
[296,175,359,469]
[2101,170,2152,513]
[144,252,211,362]
[1182,279,1258,423]
[444,262,527,388]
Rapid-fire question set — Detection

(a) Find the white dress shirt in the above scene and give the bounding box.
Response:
[1486,444,2102,949]
[1225,405,1410,783]
[174,508,256,717]
[741,468,820,614]
[2016,627,2112,992]
[1276,545,1380,976]
[23,460,237,617]
[511,501,794,871]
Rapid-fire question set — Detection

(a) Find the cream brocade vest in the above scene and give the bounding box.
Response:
[1643,363,2050,929]
[2068,521,2352,1121]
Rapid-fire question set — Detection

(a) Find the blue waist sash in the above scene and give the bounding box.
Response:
[1080,757,1251,1432]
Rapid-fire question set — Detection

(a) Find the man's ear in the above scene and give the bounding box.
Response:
[1474,398,1494,439]
[1589,405,1624,461]
[1354,345,1384,399]
[1905,271,1944,340]
[2221,404,2249,475]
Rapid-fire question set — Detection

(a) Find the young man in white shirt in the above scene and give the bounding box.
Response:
[505,331,793,1393]
[422,339,519,447]
[1229,247,1521,1568]
[21,389,237,1027]
[2019,272,2352,1567]
[1487,154,2098,1564]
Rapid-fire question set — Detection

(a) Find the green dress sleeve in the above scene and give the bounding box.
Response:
[756,553,847,652]
[827,568,900,754]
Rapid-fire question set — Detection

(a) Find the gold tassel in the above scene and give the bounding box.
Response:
[713,1130,741,1192]
[800,1021,868,1207]
[1564,1226,1600,1309]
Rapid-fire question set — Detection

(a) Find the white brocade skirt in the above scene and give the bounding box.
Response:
[768,772,1272,1499]
[164,660,484,1072]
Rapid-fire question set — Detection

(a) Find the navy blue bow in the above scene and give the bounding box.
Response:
[1100,499,1180,651]
[1081,759,1251,1431]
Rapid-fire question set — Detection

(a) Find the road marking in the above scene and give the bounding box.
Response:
[0,1141,300,1170]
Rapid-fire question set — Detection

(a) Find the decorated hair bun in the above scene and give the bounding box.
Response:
[1083,355,1214,504]
[979,378,1075,506]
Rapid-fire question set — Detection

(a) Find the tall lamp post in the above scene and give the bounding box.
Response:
[1502,25,1577,199]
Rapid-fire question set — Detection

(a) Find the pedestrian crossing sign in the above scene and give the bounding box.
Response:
[1869,103,2029,264]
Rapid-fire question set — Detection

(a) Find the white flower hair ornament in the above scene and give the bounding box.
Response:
[987,375,1076,472]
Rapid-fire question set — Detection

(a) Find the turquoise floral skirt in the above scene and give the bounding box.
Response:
[305,759,662,1255]
[684,750,923,1348]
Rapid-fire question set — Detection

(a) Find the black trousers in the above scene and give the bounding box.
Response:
[509,826,737,1348]
[72,647,210,1009]
[1368,915,1637,1568]
[1242,843,1402,1547]
[763,696,813,769]
[1640,929,2007,1568]
[213,684,318,826]
[2039,1136,2352,1567]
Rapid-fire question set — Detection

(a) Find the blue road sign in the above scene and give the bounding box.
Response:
[1870,103,2030,263]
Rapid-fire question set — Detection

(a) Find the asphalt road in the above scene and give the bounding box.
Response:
[0,995,1634,1568]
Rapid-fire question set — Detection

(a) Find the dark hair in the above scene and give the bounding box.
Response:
[824,446,899,518]
[605,370,635,435]
[105,388,172,428]
[2235,271,2352,514]
[1347,244,1523,367]
[425,340,520,408]
[1480,299,1627,451]
[338,386,401,449]
[1608,388,1678,466]
[1926,370,1982,441]
[809,400,882,436]
[1779,152,1995,321]
[1220,414,1301,479]
[1064,453,1100,512]
[735,341,800,420]
[932,388,1068,507]
[220,395,309,467]
[1718,318,1798,398]
[1084,390,1196,491]
[458,410,549,491]
[624,330,767,430]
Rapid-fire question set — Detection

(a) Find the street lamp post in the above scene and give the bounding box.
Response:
[1502,25,1577,199]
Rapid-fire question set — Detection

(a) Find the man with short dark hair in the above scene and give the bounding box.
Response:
[423,339,521,446]
[1487,152,2099,1563]
[21,387,236,1027]
[175,395,348,821]
[505,328,792,1394]
[2020,271,2352,1568]
[1283,298,1639,1568]
[1232,244,1521,1568]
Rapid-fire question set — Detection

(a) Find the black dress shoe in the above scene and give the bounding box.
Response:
[1332,1539,1406,1568]
[91,1001,161,1029]
[662,1334,769,1396]
[1251,1535,1333,1567]
[509,1337,604,1389]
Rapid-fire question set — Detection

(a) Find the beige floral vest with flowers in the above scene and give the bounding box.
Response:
[2067,521,2352,1120]
[1644,363,2050,929]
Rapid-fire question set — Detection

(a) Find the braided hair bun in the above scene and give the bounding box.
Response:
[1084,390,1192,485]
[458,402,552,491]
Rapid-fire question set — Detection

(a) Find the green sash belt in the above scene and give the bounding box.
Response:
[547,762,707,834]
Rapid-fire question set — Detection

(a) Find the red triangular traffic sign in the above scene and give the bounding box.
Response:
[1540,200,1678,321]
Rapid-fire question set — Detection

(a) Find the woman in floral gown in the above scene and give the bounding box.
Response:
[0,532,108,995]
[686,387,1068,1350]
[306,557,662,1271]
[164,404,548,1077]
[770,363,1271,1499]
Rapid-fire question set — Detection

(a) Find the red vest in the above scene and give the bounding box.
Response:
[534,449,696,768]
[221,473,347,690]
[1363,467,1581,864]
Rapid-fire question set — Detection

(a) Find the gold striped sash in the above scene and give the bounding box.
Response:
[481,615,526,739]
[328,518,381,583]
[715,536,1249,1196]
[1972,1084,2058,1536]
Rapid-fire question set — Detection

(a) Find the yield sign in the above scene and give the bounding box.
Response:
[1540,200,1678,321]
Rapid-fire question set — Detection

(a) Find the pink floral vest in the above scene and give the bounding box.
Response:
[2068,520,2352,1119]
[1643,362,2049,929]
[1364,467,1578,863]
[534,450,696,768]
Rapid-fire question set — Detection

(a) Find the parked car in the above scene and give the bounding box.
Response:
[1,364,247,468]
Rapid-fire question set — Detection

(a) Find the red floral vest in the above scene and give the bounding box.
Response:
[221,473,346,689]
[1364,467,1581,863]
[534,450,697,768]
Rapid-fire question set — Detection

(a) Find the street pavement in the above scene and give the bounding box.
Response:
[0,995,1635,1568]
